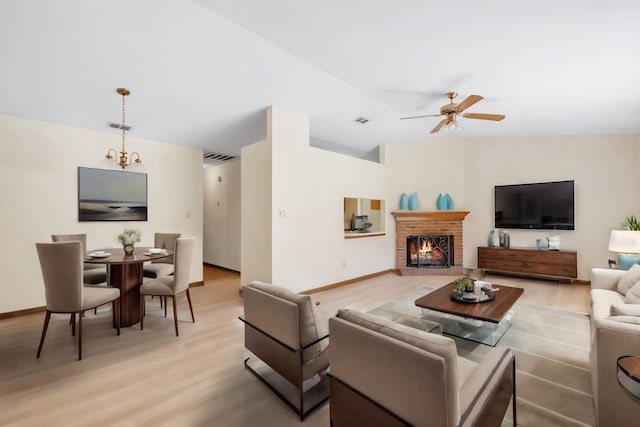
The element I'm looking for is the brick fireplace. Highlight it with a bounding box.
[392,211,470,275]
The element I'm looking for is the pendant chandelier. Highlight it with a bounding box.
[106,88,141,169]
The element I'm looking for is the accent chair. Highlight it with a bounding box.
[51,233,107,285]
[143,232,181,279]
[329,309,516,427]
[240,281,330,420]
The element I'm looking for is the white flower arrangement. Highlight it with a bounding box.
[117,229,141,246]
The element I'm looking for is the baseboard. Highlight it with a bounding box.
[0,306,46,320]
[189,280,205,288]
[301,269,396,295]
[203,262,240,274]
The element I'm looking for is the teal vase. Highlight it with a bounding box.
[400,193,409,210]
[437,194,447,210]
[408,192,418,210]
[446,193,454,210]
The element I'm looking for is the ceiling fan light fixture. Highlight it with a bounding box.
[443,119,462,134]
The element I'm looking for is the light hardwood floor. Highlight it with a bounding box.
[0,267,590,426]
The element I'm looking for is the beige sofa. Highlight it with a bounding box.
[329,309,516,427]
[590,268,640,427]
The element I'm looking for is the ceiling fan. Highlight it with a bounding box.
[401,92,505,134]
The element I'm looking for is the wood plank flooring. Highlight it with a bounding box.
[0,267,590,426]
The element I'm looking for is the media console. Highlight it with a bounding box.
[477,246,577,283]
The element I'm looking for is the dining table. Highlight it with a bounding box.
[84,247,173,327]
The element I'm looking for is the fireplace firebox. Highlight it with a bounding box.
[406,235,453,268]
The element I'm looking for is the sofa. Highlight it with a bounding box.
[329,308,516,427]
[590,267,640,426]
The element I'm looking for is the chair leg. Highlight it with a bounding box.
[36,310,51,358]
[140,295,145,330]
[78,310,83,361]
[186,289,195,323]
[164,296,168,318]
[159,295,163,309]
[512,357,517,426]
[115,298,121,336]
[173,295,179,337]
[71,313,76,336]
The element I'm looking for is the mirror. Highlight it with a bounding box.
[344,197,385,234]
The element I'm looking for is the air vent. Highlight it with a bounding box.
[355,117,369,124]
[107,122,132,131]
[203,152,237,162]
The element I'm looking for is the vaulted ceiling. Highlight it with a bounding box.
[1,0,639,161]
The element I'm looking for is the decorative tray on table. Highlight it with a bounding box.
[451,290,496,304]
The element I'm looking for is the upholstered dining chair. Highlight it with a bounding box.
[139,237,196,336]
[240,281,330,420]
[143,232,181,279]
[51,233,107,285]
[36,241,121,360]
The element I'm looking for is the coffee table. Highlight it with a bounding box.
[414,281,524,346]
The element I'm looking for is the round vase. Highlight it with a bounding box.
[123,244,135,255]
[437,194,447,210]
[408,192,419,210]
[400,193,409,210]
[445,193,454,210]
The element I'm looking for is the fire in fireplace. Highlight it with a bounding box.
[406,235,453,268]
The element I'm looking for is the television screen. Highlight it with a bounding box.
[494,180,574,230]
[78,167,148,221]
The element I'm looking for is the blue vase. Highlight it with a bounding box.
[408,192,418,210]
[437,194,447,210]
[400,193,409,210]
[446,193,454,210]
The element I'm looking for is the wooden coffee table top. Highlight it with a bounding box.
[414,281,524,323]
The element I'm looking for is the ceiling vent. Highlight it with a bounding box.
[107,122,132,131]
[203,152,237,162]
[354,117,369,124]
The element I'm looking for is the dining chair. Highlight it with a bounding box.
[143,232,181,279]
[139,237,196,336]
[51,233,107,285]
[36,241,121,360]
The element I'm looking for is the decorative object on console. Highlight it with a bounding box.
[488,229,500,247]
[536,238,548,249]
[399,193,409,210]
[436,193,448,210]
[624,214,640,231]
[547,235,561,250]
[445,193,454,210]
[105,88,142,170]
[408,192,418,210]
[117,229,141,255]
[608,230,640,270]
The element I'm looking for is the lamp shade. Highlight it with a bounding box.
[608,230,640,254]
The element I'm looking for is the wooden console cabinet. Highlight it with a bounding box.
[477,246,577,282]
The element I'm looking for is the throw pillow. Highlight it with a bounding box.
[624,281,640,304]
[610,304,640,316]
[617,264,640,296]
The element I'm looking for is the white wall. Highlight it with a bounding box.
[463,135,640,279]
[203,160,241,271]
[0,115,204,313]
[240,139,272,286]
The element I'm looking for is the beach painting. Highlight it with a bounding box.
[78,167,148,221]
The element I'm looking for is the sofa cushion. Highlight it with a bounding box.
[610,304,640,317]
[624,281,640,304]
[591,289,625,320]
[607,315,640,325]
[617,264,640,295]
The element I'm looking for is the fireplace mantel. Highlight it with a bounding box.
[391,211,470,221]
[392,210,470,275]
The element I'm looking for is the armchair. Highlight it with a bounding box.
[329,309,516,427]
[240,281,329,420]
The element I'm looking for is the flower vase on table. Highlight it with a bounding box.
[117,229,141,255]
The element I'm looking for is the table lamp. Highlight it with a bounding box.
[608,230,640,270]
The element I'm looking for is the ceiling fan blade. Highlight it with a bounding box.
[455,95,483,113]
[462,112,505,121]
[400,113,442,120]
[430,119,448,134]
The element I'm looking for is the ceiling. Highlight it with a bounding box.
[1,0,639,162]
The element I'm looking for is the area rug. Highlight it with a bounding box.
[368,287,594,427]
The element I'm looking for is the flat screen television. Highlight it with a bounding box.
[78,167,148,221]
[494,180,574,230]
